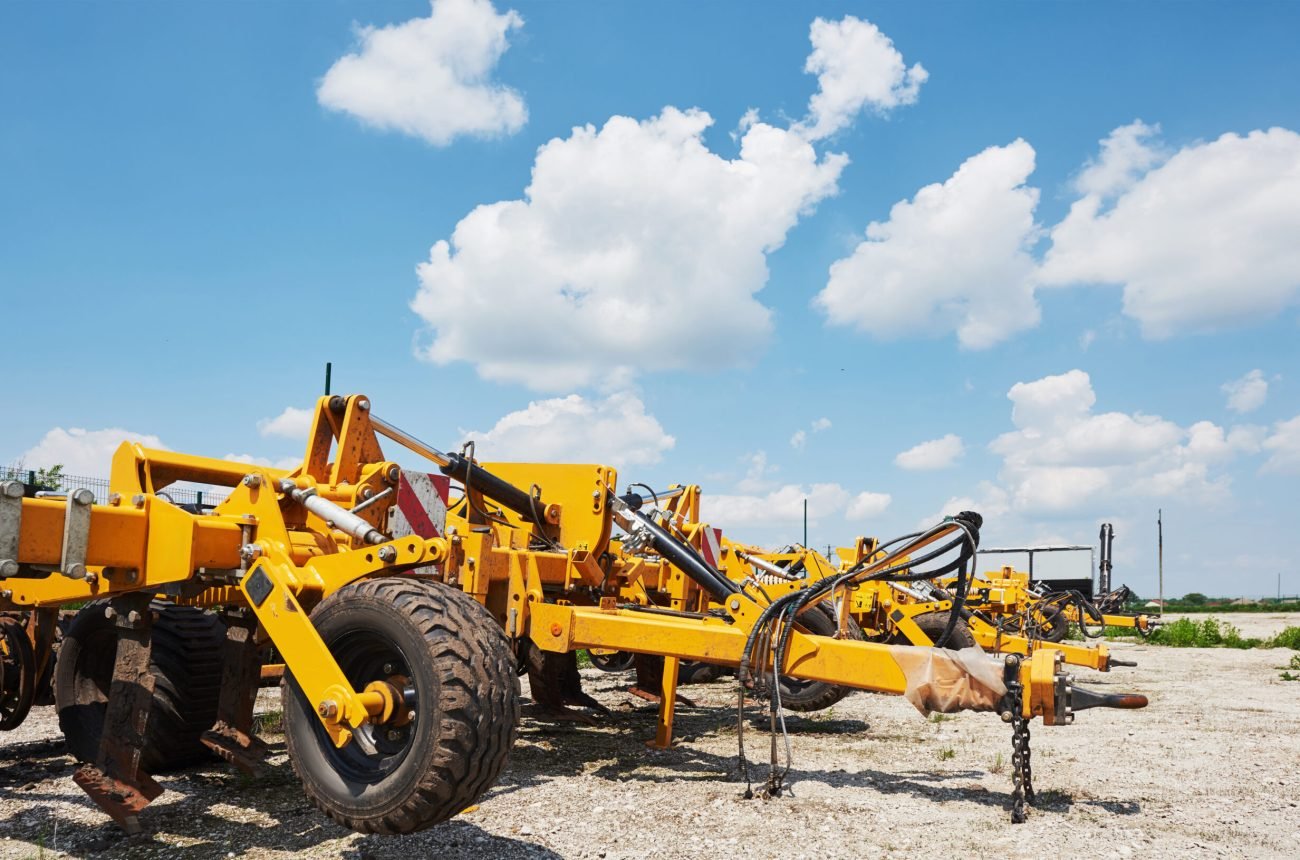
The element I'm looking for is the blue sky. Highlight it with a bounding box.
[3,1,1298,597]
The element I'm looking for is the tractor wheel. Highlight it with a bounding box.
[0,616,37,731]
[283,578,519,835]
[587,650,636,673]
[890,611,977,650]
[774,604,864,713]
[1030,606,1069,643]
[678,660,728,685]
[55,600,226,771]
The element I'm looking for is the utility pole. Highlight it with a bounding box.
[1157,509,1164,616]
[324,362,332,395]
[803,498,808,547]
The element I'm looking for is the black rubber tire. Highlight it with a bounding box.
[678,660,728,685]
[587,650,636,673]
[890,611,978,650]
[1031,606,1069,643]
[283,578,519,835]
[775,604,864,713]
[54,600,225,771]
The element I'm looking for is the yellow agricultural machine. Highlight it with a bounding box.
[716,539,1127,674]
[0,394,1147,833]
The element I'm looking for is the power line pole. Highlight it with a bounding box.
[803,498,808,547]
[1157,508,1164,616]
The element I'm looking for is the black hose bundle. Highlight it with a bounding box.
[735,512,983,798]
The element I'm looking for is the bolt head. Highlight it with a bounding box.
[317,700,339,719]
[104,606,117,620]
[386,730,402,742]
[378,546,397,563]
[127,610,142,625]
[358,399,371,411]
[382,663,396,674]
[242,474,262,488]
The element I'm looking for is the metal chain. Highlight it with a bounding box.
[1007,674,1034,823]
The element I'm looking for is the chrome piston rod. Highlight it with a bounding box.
[280,480,386,545]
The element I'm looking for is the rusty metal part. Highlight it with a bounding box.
[200,613,269,775]
[75,593,161,834]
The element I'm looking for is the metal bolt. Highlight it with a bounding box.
[127,610,142,625]
[728,598,741,611]
[318,700,339,720]
[242,474,262,488]
[386,730,402,742]
[358,399,371,412]
[0,589,12,600]
[132,494,146,508]
[84,571,98,584]
[360,486,374,500]
[386,465,400,484]
[382,663,396,674]
[104,606,117,620]
[0,560,18,578]
[1000,710,1014,723]
[125,569,138,582]
[378,546,397,563]
[70,487,94,506]
[108,493,122,506]
[65,563,86,579]
[240,544,263,562]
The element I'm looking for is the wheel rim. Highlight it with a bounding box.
[308,629,420,783]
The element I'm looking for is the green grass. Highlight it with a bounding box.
[1148,617,1262,648]
[1269,626,1300,650]
[989,751,1005,774]
[938,747,955,761]
[1076,618,1300,651]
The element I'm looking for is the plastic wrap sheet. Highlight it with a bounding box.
[892,644,1007,715]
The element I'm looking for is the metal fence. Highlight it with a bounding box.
[0,465,229,509]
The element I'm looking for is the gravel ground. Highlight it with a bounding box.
[1,617,1298,859]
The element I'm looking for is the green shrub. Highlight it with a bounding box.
[1267,626,1300,650]
[1147,617,1262,649]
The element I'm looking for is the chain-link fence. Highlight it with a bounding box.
[0,465,229,509]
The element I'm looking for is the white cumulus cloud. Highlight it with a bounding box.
[1040,126,1300,337]
[811,417,832,432]
[706,482,890,529]
[1072,120,1167,198]
[462,391,674,468]
[258,407,314,439]
[413,107,846,389]
[318,0,526,146]
[816,140,1043,349]
[895,433,965,470]
[1262,415,1300,474]
[1221,369,1269,414]
[15,427,168,477]
[789,430,807,450]
[800,15,927,140]
[989,370,1253,513]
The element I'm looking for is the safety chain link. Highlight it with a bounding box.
[1007,670,1035,823]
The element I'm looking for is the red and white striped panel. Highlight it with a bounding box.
[699,526,723,570]
[389,472,450,540]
